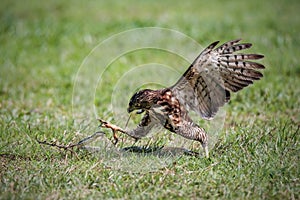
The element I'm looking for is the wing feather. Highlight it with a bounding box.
[171,39,264,119]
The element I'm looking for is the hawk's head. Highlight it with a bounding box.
[127,89,156,113]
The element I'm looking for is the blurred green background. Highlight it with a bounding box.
[1,0,299,199]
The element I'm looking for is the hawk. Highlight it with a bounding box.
[100,39,265,158]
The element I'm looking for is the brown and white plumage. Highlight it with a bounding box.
[115,39,264,157]
[171,39,264,119]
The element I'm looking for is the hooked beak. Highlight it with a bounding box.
[127,107,144,114]
[127,107,134,113]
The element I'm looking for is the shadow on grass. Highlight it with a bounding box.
[79,133,205,172]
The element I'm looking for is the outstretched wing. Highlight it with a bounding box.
[171,39,264,120]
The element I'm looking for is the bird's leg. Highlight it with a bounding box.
[74,119,126,149]
[171,121,210,158]
[98,118,126,145]
[202,142,209,158]
[98,119,125,133]
[98,113,155,144]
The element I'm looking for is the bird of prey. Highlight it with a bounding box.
[99,39,265,158]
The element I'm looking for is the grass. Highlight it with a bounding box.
[1,0,299,199]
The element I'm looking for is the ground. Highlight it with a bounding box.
[0,0,299,199]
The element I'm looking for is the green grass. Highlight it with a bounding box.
[1,0,299,199]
